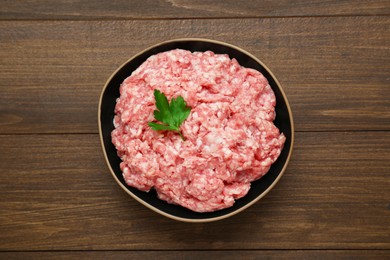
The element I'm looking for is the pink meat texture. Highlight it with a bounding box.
[112,49,286,212]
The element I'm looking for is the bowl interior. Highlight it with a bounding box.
[99,39,293,222]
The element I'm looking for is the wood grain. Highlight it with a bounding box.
[0,0,389,20]
[1,132,389,250]
[1,250,390,260]
[0,17,389,134]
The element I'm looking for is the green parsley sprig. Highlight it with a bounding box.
[148,89,191,141]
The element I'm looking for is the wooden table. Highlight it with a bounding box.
[1,1,389,259]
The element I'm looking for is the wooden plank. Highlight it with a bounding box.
[1,250,389,260]
[0,132,389,250]
[0,0,389,20]
[0,17,389,134]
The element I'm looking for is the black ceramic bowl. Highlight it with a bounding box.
[99,38,294,222]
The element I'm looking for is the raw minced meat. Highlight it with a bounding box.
[112,49,285,212]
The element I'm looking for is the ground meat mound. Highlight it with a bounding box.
[112,49,286,212]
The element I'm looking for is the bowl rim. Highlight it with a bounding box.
[98,38,294,223]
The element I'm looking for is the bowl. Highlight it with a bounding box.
[98,38,294,222]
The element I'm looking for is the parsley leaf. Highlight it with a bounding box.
[148,89,191,140]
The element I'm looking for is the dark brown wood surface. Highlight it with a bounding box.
[1,1,389,259]
[0,18,389,133]
[1,0,389,19]
[1,250,390,260]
